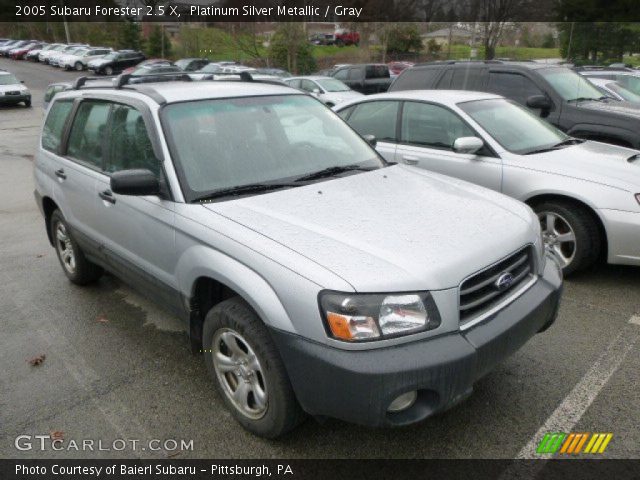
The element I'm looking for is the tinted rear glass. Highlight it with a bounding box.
[365,65,390,79]
[391,67,440,90]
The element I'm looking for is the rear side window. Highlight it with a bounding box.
[487,72,544,105]
[347,101,399,142]
[67,101,111,169]
[450,68,485,90]
[391,67,440,90]
[107,105,160,176]
[365,65,390,79]
[42,100,73,152]
[348,67,362,80]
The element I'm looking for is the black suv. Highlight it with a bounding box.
[390,61,640,148]
[331,64,392,94]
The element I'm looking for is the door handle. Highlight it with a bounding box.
[54,168,66,180]
[402,156,419,165]
[99,189,116,205]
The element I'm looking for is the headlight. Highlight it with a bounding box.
[319,291,440,342]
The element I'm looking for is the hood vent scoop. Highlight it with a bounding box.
[628,154,640,164]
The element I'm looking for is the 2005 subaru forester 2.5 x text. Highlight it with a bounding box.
[34,76,562,438]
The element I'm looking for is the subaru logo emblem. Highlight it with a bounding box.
[495,272,514,291]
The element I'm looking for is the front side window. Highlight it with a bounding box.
[300,79,317,93]
[459,98,567,154]
[347,101,399,142]
[538,67,603,101]
[42,100,73,152]
[67,101,111,169]
[487,72,544,105]
[333,69,348,81]
[401,102,474,149]
[107,105,160,175]
[162,95,382,200]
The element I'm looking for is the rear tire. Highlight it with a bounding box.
[202,297,305,438]
[50,210,103,285]
[532,200,602,276]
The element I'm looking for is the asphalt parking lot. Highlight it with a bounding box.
[1,57,639,460]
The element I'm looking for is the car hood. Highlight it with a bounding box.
[323,90,363,104]
[203,165,536,291]
[577,98,640,119]
[0,84,27,93]
[514,140,640,191]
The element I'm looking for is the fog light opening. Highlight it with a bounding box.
[387,391,418,413]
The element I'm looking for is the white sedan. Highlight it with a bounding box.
[284,76,363,107]
[335,90,640,274]
[59,47,112,71]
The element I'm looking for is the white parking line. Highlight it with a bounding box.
[515,316,640,459]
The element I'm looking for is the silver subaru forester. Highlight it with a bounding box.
[34,77,563,437]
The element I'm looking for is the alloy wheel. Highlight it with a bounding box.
[538,211,576,268]
[55,222,76,274]
[212,328,268,420]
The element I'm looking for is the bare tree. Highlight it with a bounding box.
[465,0,523,59]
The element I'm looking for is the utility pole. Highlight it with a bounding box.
[566,21,574,61]
[60,0,71,43]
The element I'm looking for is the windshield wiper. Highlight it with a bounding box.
[192,183,299,202]
[567,96,607,102]
[294,165,376,182]
[523,137,584,155]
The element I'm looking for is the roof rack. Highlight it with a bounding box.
[69,71,282,105]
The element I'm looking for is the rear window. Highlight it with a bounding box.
[391,67,440,91]
[365,65,390,79]
[42,100,73,152]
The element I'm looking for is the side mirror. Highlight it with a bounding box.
[526,94,552,111]
[453,136,484,155]
[362,134,377,148]
[312,88,321,94]
[110,169,160,196]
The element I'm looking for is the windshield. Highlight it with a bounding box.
[162,95,383,201]
[608,82,640,102]
[316,78,350,92]
[0,74,19,85]
[459,98,568,154]
[538,67,604,101]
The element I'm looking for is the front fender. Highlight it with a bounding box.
[176,244,296,334]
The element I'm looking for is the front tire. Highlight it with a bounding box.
[104,66,113,76]
[203,297,305,438]
[75,62,84,71]
[533,200,602,275]
[50,210,103,285]
[24,99,31,108]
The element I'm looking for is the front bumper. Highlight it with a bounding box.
[0,93,30,104]
[599,208,640,266]
[270,257,562,427]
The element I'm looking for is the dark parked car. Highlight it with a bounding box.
[390,60,640,148]
[88,50,146,75]
[174,58,210,72]
[331,64,392,94]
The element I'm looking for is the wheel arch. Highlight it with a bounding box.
[178,246,296,353]
[42,196,59,246]
[524,192,609,261]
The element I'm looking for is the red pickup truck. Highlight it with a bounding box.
[334,30,360,46]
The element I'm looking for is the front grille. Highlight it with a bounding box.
[459,246,534,323]
[4,91,20,96]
